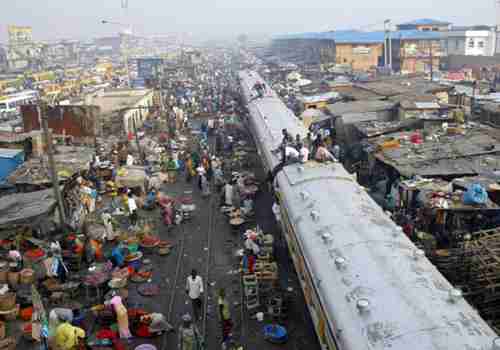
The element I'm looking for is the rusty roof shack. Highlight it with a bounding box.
[21,105,100,144]
[367,123,500,178]
[354,118,423,138]
[323,100,397,143]
[355,76,452,100]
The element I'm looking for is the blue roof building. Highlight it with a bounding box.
[397,18,451,31]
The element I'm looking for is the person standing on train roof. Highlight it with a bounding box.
[299,143,309,163]
[294,134,301,149]
[281,129,293,146]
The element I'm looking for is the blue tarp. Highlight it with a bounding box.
[0,148,24,182]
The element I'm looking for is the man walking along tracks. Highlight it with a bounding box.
[186,269,204,322]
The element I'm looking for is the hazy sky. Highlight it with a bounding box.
[1,0,497,42]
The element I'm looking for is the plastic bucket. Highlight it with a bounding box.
[128,260,142,270]
[135,345,157,350]
[128,243,139,253]
[0,293,16,311]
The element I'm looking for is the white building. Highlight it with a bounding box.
[85,88,155,134]
[447,26,497,56]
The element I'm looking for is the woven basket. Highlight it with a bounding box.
[0,293,15,312]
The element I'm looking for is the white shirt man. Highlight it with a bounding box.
[128,196,137,213]
[186,271,204,321]
[186,273,204,300]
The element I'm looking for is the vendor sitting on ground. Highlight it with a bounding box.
[54,313,85,350]
[110,245,126,268]
[135,313,173,337]
[48,307,74,348]
[166,156,178,183]
[143,189,158,210]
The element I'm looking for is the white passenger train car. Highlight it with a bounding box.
[239,69,499,350]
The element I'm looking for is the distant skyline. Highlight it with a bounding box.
[1,0,499,43]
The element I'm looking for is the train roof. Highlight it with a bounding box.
[239,70,307,170]
[238,69,277,101]
[276,162,498,350]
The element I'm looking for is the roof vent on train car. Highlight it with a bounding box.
[321,233,333,244]
[310,210,320,221]
[299,191,309,201]
[413,249,425,260]
[448,288,463,303]
[334,257,347,270]
[356,298,370,313]
[492,337,500,350]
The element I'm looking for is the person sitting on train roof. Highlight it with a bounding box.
[315,142,336,163]
[284,146,300,163]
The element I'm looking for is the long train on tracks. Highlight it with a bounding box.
[238,70,499,350]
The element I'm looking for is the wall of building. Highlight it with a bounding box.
[447,30,496,57]
[122,91,154,132]
[335,43,383,71]
[270,39,336,65]
[21,105,100,140]
[400,39,442,74]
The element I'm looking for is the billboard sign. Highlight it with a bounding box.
[137,58,163,79]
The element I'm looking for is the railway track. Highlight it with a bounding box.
[161,135,218,350]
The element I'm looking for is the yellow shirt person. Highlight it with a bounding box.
[55,322,85,350]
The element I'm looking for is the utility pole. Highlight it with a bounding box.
[38,104,67,232]
[384,19,392,71]
[132,117,145,164]
[429,42,434,80]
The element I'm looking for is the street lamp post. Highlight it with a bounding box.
[384,19,392,71]
[101,20,132,87]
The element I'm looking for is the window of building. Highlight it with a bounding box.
[478,41,484,48]
[455,40,460,49]
[468,39,475,48]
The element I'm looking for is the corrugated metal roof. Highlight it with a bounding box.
[326,100,396,116]
[0,148,23,159]
[273,29,444,43]
[398,18,451,26]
